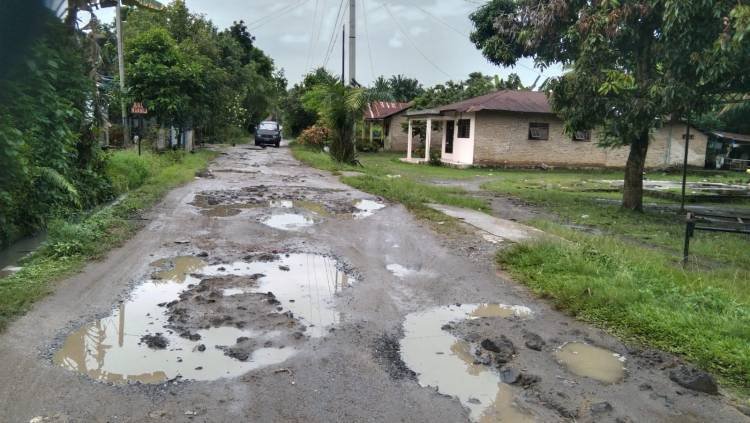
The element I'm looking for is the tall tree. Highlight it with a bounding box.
[470,0,750,210]
[388,75,423,102]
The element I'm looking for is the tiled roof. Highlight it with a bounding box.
[364,101,411,120]
[438,90,552,114]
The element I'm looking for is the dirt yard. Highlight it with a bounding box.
[1,144,747,422]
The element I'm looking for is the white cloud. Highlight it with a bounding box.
[388,32,404,48]
[280,33,310,44]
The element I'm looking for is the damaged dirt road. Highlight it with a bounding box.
[1,144,747,422]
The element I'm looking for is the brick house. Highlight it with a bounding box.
[402,90,708,168]
[362,101,412,151]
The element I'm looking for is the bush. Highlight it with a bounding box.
[106,150,153,194]
[297,125,330,150]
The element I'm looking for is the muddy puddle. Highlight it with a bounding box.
[54,253,354,384]
[353,199,386,219]
[262,213,315,231]
[400,304,534,422]
[554,342,625,384]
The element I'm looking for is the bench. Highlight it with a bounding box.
[683,211,750,264]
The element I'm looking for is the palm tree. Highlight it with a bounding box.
[303,82,365,164]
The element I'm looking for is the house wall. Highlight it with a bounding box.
[471,111,707,168]
[386,113,409,151]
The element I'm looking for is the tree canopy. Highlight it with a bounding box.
[470,0,750,210]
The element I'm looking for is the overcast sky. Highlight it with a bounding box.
[94,0,561,87]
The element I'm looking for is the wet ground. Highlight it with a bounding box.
[1,143,747,422]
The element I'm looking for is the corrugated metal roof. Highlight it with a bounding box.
[364,101,411,120]
[438,90,552,114]
[711,130,750,143]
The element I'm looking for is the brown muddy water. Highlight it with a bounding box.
[554,342,626,384]
[53,253,353,384]
[399,304,535,422]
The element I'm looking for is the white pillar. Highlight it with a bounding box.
[407,119,413,160]
[185,129,194,152]
[424,118,432,161]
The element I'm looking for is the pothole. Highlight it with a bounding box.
[553,342,625,384]
[353,199,386,219]
[262,213,315,231]
[386,263,433,279]
[399,304,535,422]
[53,253,355,384]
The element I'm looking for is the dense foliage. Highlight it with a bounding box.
[302,82,365,164]
[280,67,339,138]
[470,0,750,210]
[367,75,424,102]
[0,11,109,247]
[120,3,285,139]
[296,125,330,150]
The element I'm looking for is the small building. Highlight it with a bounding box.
[362,101,411,151]
[402,90,708,169]
[706,131,750,170]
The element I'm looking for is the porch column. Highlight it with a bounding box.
[407,119,413,160]
[424,118,432,161]
[369,122,374,144]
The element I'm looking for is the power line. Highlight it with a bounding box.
[381,2,454,79]
[401,0,543,79]
[401,0,469,38]
[305,0,321,71]
[361,0,376,81]
[246,0,310,31]
[322,0,347,68]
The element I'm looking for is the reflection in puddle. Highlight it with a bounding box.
[54,253,353,383]
[400,304,534,422]
[262,213,314,231]
[386,264,416,278]
[353,199,385,219]
[203,254,353,337]
[152,256,205,282]
[554,342,625,384]
[469,304,532,319]
[269,200,293,208]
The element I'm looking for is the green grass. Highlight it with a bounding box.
[291,146,488,227]
[293,146,750,392]
[499,227,750,391]
[0,148,217,331]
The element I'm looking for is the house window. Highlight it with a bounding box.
[528,122,549,140]
[457,119,471,138]
[572,130,591,141]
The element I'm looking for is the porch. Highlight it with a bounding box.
[400,109,475,166]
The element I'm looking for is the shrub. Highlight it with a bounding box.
[297,125,330,150]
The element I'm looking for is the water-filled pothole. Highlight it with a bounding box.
[554,342,625,384]
[53,253,354,384]
[262,213,315,231]
[353,199,386,219]
[399,304,534,422]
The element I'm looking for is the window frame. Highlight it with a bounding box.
[457,119,471,139]
[528,122,549,140]
[572,130,591,142]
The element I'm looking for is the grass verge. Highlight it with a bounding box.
[291,145,487,232]
[0,149,217,331]
[498,225,750,391]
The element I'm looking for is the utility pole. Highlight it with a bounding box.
[341,25,345,84]
[116,0,129,147]
[348,0,356,86]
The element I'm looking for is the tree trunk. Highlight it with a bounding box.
[622,130,650,211]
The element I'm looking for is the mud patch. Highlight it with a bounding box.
[553,342,626,384]
[399,304,535,422]
[53,253,355,384]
